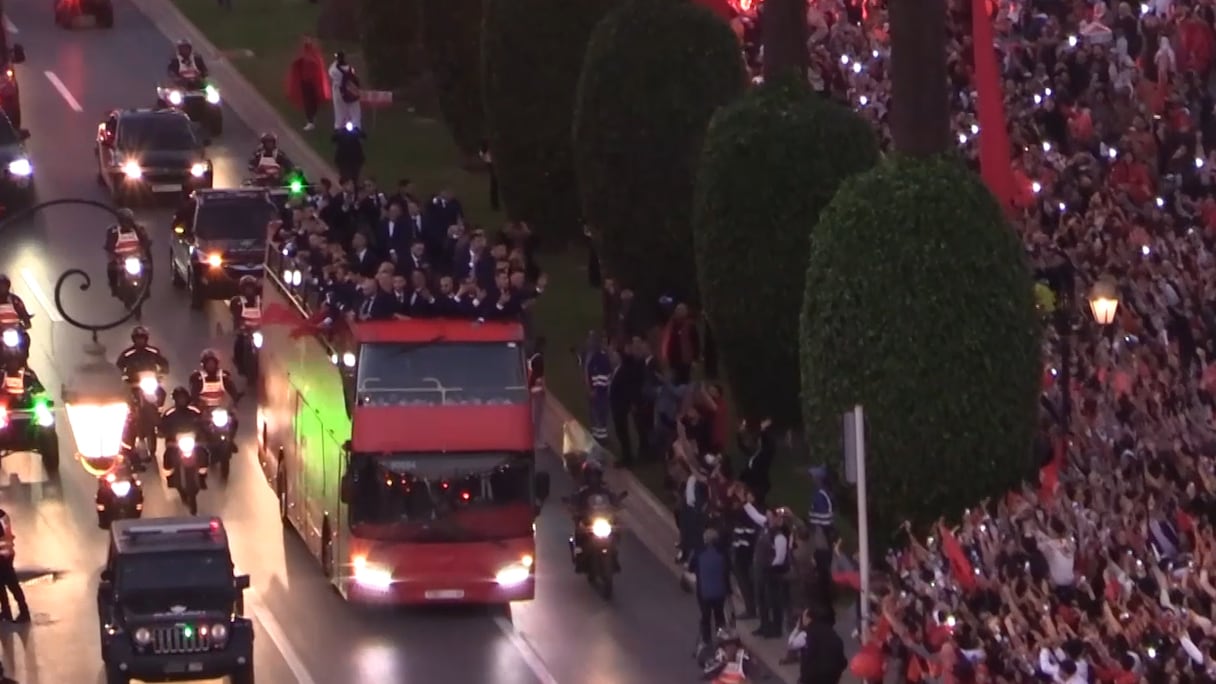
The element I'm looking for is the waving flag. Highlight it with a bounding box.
[972,0,1015,210]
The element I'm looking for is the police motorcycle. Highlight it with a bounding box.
[95,466,143,528]
[0,315,31,366]
[126,371,163,471]
[115,255,147,311]
[0,367,59,473]
[156,42,222,136]
[565,481,627,600]
[167,432,204,515]
[202,405,235,481]
[232,277,261,381]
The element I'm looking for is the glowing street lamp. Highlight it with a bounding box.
[62,340,130,474]
[1088,278,1120,326]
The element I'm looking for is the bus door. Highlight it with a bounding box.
[324,429,346,574]
[295,398,325,556]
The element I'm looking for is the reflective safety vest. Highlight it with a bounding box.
[114,228,141,256]
[0,299,17,326]
[240,297,261,328]
[199,376,225,406]
[256,154,280,171]
[713,654,748,684]
[0,514,15,558]
[2,373,23,396]
[527,353,544,394]
[177,57,200,81]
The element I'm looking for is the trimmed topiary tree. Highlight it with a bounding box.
[422,0,484,155]
[358,0,423,89]
[693,79,878,427]
[799,156,1040,537]
[573,0,744,306]
[482,0,618,243]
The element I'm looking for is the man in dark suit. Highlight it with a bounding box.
[401,239,429,279]
[424,188,463,240]
[453,230,494,289]
[389,273,410,313]
[375,201,411,264]
[404,270,436,317]
[352,276,396,321]
[349,232,380,278]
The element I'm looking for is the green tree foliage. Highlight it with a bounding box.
[482,0,617,243]
[800,156,1040,537]
[358,0,422,89]
[421,0,484,155]
[693,79,878,426]
[573,0,744,306]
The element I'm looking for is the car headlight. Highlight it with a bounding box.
[351,555,393,590]
[251,331,263,349]
[167,90,183,106]
[178,434,196,454]
[124,257,142,276]
[209,622,228,643]
[33,401,53,427]
[122,160,142,179]
[109,480,132,498]
[204,85,220,104]
[133,627,152,645]
[590,517,613,539]
[211,409,229,428]
[206,252,223,268]
[137,374,158,397]
[494,563,531,587]
[1,329,17,348]
[7,158,31,177]
[190,162,208,178]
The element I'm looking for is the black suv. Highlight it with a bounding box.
[95,108,213,204]
[169,188,276,308]
[97,517,253,684]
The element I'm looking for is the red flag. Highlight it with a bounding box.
[940,524,977,592]
[289,308,329,340]
[1039,434,1065,501]
[971,0,1015,210]
[261,302,303,327]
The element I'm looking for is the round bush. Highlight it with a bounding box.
[573,0,745,306]
[358,0,422,89]
[799,156,1041,537]
[482,0,618,243]
[694,79,878,427]
[422,0,484,155]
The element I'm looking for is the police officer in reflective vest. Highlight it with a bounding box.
[104,208,149,296]
[1,356,43,404]
[228,276,262,365]
[189,350,240,407]
[527,337,545,451]
[580,331,611,443]
[702,629,750,683]
[0,275,32,331]
[0,508,30,623]
[167,39,209,85]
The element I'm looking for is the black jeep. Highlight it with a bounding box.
[97,517,254,684]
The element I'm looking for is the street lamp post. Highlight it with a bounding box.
[0,199,153,474]
[1052,258,1119,433]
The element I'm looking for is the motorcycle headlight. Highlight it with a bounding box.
[6,158,31,177]
[251,331,263,349]
[190,162,208,178]
[1,329,17,348]
[133,626,152,644]
[124,257,142,276]
[33,401,53,427]
[122,160,142,179]
[209,622,228,642]
[204,85,220,104]
[167,90,183,106]
[178,434,196,454]
[590,518,613,539]
[137,374,158,397]
[109,480,132,498]
[211,409,230,428]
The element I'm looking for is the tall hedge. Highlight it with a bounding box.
[482,0,617,243]
[421,0,484,155]
[693,79,877,427]
[358,0,423,89]
[800,156,1040,538]
[573,0,744,306]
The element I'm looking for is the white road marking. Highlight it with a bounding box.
[493,616,560,684]
[248,590,319,684]
[43,71,82,112]
[3,17,17,33]
[18,268,63,323]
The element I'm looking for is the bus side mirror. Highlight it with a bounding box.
[533,471,550,504]
[234,574,250,591]
[340,473,352,504]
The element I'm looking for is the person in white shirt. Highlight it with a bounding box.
[327,51,363,130]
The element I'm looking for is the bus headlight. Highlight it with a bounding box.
[1,329,17,348]
[211,409,230,428]
[590,518,613,539]
[251,331,263,349]
[494,563,531,587]
[351,555,393,590]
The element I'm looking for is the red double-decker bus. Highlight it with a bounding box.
[255,257,549,604]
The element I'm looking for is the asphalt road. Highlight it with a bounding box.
[0,3,743,683]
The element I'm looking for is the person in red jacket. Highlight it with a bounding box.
[1109,150,1154,205]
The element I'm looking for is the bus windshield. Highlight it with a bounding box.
[347,452,534,542]
[355,341,527,407]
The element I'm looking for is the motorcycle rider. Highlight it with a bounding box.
[569,461,621,570]
[247,132,294,183]
[116,326,170,381]
[167,39,209,86]
[228,276,261,367]
[159,386,208,486]
[701,629,751,683]
[188,349,241,434]
[0,275,33,330]
[104,208,149,297]
[1,355,42,403]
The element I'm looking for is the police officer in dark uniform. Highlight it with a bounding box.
[188,350,242,436]
[104,208,150,296]
[568,462,621,570]
[158,386,208,481]
[116,326,169,380]
[609,338,644,466]
[581,332,612,443]
[0,506,29,624]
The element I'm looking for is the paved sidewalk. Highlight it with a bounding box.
[136,2,859,680]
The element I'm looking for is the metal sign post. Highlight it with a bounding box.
[843,405,870,635]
